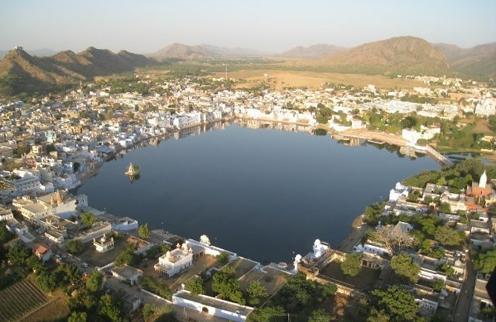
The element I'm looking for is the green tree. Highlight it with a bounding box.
[438,203,451,214]
[247,281,268,305]
[142,303,155,322]
[341,253,362,277]
[475,249,496,273]
[7,241,30,266]
[138,223,151,240]
[0,222,14,244]
[212,269,245,304]
[26,255,44,273]
[434,226,465,247]
[248,306,285,322]
[68,311,88,322]
[363,202,385,226]
[98,293,124,322]
[217,252,229,265]
[390,254,420,283]
[308,309,333,322]
[114,245,137,266]
[37,271,58,292]
[371,285,419,321]
[80,212,96,227]
[185,276,204,295]
[86,270,103,293]
[66,240,84,255]
[400,116,418,129]
[141,276,172,299]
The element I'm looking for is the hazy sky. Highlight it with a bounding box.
[1,0,495,53]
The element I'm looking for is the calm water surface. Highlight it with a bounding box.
[79,124,438,262]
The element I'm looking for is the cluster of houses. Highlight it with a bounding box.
[0,74,495,320]
[292,171,496,321]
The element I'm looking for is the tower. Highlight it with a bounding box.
[479,170,487,189]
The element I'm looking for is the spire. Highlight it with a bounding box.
[480,170,488,189]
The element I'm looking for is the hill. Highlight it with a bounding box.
[0,48,57,59]
[434,42,496,79]
[0,46,153,95]
[150,43,212,61]
[316,36,449,75]
[280,44,344,58]
[150,43,265,61]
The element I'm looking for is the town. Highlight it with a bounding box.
[1,70,496,322]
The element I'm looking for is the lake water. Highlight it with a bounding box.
[79,123,438,263]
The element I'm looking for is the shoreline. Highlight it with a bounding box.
[72,118,444,263]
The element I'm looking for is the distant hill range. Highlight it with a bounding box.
[150,43,265,61]
[0,46,153,95]
[314,36,449,76]
[279,44,345,58]
[0,36,495,96]
[0,48,57,59]
[433,42,496,79]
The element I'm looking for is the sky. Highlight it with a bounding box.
[0,0,495,53]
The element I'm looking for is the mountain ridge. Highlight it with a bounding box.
[0,46,153,95]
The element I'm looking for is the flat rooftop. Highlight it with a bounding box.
[319,261,381,291]
[173,290,253,316]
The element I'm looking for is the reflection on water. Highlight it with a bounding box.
[79,122,438,262]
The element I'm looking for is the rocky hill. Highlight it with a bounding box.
[434,42,496,79]
[318,36,449,75]
[0,46,153,95]
[280,44,344,58]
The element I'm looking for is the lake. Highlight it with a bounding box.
[78,122,438,263]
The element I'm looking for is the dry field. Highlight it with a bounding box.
[0,279,49,322]
[217,69,422,90]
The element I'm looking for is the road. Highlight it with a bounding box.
[454,253,475,322]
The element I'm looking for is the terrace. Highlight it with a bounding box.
[318,260,381,292]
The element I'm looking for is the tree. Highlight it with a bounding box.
[141,276,172,299]
[185,276,204,295]
[66,240,84,254]
[98,294,124,322]
[370,225,415,255]
[390,254,420,283]
[475,249,496,273]
[247,281,268,305]
[308,309,333,322]
[26,255,44,273]
[37,271,58,292]
[438,202,451,214]
[434,226,465,247]
[341,253,362,277]
[248,306,285,322]
[0,222,14,244]
[142,303,155,322]
[217,252,229,265]
[371,285,419,321]
[138,223,151,240]
[80,212,96,227]
[400,116,418,129]
[7,241,30,266]
[68,311,88,322]
[212,269,245,304]
[363,202,385,226]
[114,245,137,266]
[86,270,103,292]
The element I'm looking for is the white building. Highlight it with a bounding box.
[93,234,115,253]
[0,205,14,221]
[389,182,409,202]
[172,290,253,322]
[154,243,193,277]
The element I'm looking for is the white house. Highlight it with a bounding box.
[154,243,193,277]
[172,290,254,322]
